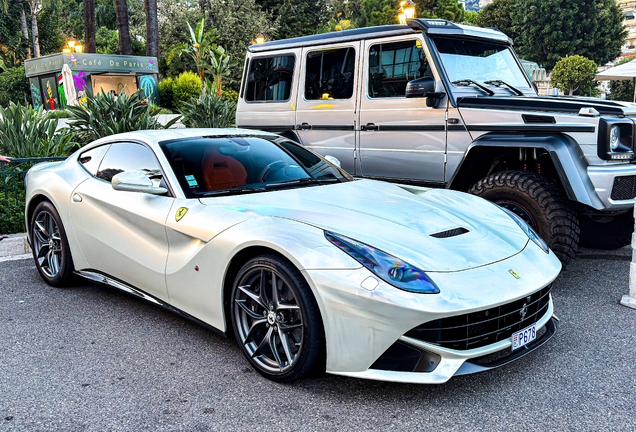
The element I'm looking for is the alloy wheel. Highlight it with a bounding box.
[32,210,63,278]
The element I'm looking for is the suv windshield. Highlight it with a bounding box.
[160,135,351,198]
[430,36,531,91]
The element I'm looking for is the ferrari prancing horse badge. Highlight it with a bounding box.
[175,207,188,222]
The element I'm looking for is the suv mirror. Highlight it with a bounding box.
[112,170,168,195]
[324,155,342,168]
[405,77,445,108]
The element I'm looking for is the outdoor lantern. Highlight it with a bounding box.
[62,48,71,54]
[253,34,266,45]
[398,0,416,24]
[67,40,76,49]
[74,44,83,53]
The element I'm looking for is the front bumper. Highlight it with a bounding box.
[303,241,561,384]
[588,164,636,209]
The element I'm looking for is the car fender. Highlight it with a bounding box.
[451,132,604,210]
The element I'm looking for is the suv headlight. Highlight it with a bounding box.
[598,118,634,161]
[325,231,440,294]
[499,207,549,254]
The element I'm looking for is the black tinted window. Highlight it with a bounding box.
[305,47,355,100]
[96,143,162,183]
[78,144,111,176]
[245,55,295,102]
[368,40,432,98]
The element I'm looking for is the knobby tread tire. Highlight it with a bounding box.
[468,170,580,264]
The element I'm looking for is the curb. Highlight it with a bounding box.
[0,233,31,258]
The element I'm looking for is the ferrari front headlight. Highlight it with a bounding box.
[325,231,440,294]
[500,207,549,254]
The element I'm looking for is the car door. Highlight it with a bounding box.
[358,36,447,183]
[69,141,173,302]
[295,42,360,174]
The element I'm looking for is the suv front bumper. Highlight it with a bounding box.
[588,164,636,210]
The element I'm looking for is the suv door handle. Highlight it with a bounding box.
[297,122,312,130]
[361,123,378,131]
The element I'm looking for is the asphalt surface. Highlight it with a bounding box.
[1,248,635,431]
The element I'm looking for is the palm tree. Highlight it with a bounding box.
[167,19,218,84]
[144,0,158,58]
[114,0,132,55]
[84,0,96,53]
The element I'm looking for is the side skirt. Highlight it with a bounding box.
[75,269,227,338]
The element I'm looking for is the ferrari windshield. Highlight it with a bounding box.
[430,36,531,91]
[159,135,351,198]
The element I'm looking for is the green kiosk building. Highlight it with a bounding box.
[25,53,159,109]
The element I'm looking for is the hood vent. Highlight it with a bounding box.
[430,227,469,238]
[522,114,556,124]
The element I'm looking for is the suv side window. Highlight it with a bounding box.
[304,47,355,100]
[96,142,163,184]
[368,40,432,98]
[78,144,111,176]
[245,55,295,102]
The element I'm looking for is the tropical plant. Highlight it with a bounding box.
[167,18,219,84]
[84,0,96,52]
[145,0,158,57]
[65,90,179,144]
[207,45,238,97]
[550,55,598,96]
[114,0,132,54]
[170,71,202,108]
[0,66,30,107]
[178,88,236,128]
[0,102,78,157]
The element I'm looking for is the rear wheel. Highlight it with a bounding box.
[578,211,634,249]
[30,201,75,287]
[231,254,324,382]
[468,170,580,264]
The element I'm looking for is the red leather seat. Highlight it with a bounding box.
[201,148,248,191]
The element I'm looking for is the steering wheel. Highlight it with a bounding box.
[259,160,290,182]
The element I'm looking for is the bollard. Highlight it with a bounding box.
[621,203,636,309]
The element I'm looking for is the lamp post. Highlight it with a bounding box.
[398,0,416,25]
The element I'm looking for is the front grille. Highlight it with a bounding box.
[611,175,636,200]
[405,285,551,350]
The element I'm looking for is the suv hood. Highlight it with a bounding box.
[457,95,636,116]
[200,179,531,272]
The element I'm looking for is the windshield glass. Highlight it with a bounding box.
[159,136,351,198]
[430,36,531,90]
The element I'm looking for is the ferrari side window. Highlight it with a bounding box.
[96,143,163,184]
[78,145,111,176]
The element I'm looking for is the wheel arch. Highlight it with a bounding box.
[25,193,55,246]
[448,133,604,210]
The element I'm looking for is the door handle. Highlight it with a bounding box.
[361,123,378,131]
[297,122,312,131]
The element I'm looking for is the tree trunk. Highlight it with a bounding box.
[114,0,132,55]
[84,0,97,53]
[19,4,32,59]
[29,1,40,58]
[144,0,158,58]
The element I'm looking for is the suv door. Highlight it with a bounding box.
[295,43,360,174]
[69,142,173,302]
[358,36,447,183]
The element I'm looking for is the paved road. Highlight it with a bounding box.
[1,248,635,431]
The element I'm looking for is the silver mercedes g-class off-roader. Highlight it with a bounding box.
[236,18,636,263]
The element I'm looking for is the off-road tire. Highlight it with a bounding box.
[578,211,634,250]
[468,170,579,264]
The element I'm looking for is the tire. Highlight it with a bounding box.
[468,170,580,264]
[578,211,634,250]
[30,201,75,287]
[230,254,325,382]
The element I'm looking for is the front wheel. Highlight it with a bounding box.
[231,254,325,382]
[468,170,580,264]
[30,201,75,287]
[578,211,634,249]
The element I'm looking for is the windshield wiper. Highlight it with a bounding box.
[265,177,340,189]
[452,79,495,96]
[484,80,524,96]
[201,186,268,197]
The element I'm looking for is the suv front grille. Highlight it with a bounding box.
[405,285,551,350]
[611,175,636,200]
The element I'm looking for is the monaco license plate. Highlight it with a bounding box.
[512,324,536,350]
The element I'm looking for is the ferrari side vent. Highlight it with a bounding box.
[430,227,469,238]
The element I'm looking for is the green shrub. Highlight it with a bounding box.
[158,77,175,110]
[0,102,78,157]
[0,66,30,107]
[65,90,180,145]
[0,196,26,234]
[221,88,239,104]
[179,88,236,128]
[171,71,202,109]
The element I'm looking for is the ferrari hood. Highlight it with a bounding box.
[200,179,532,272]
